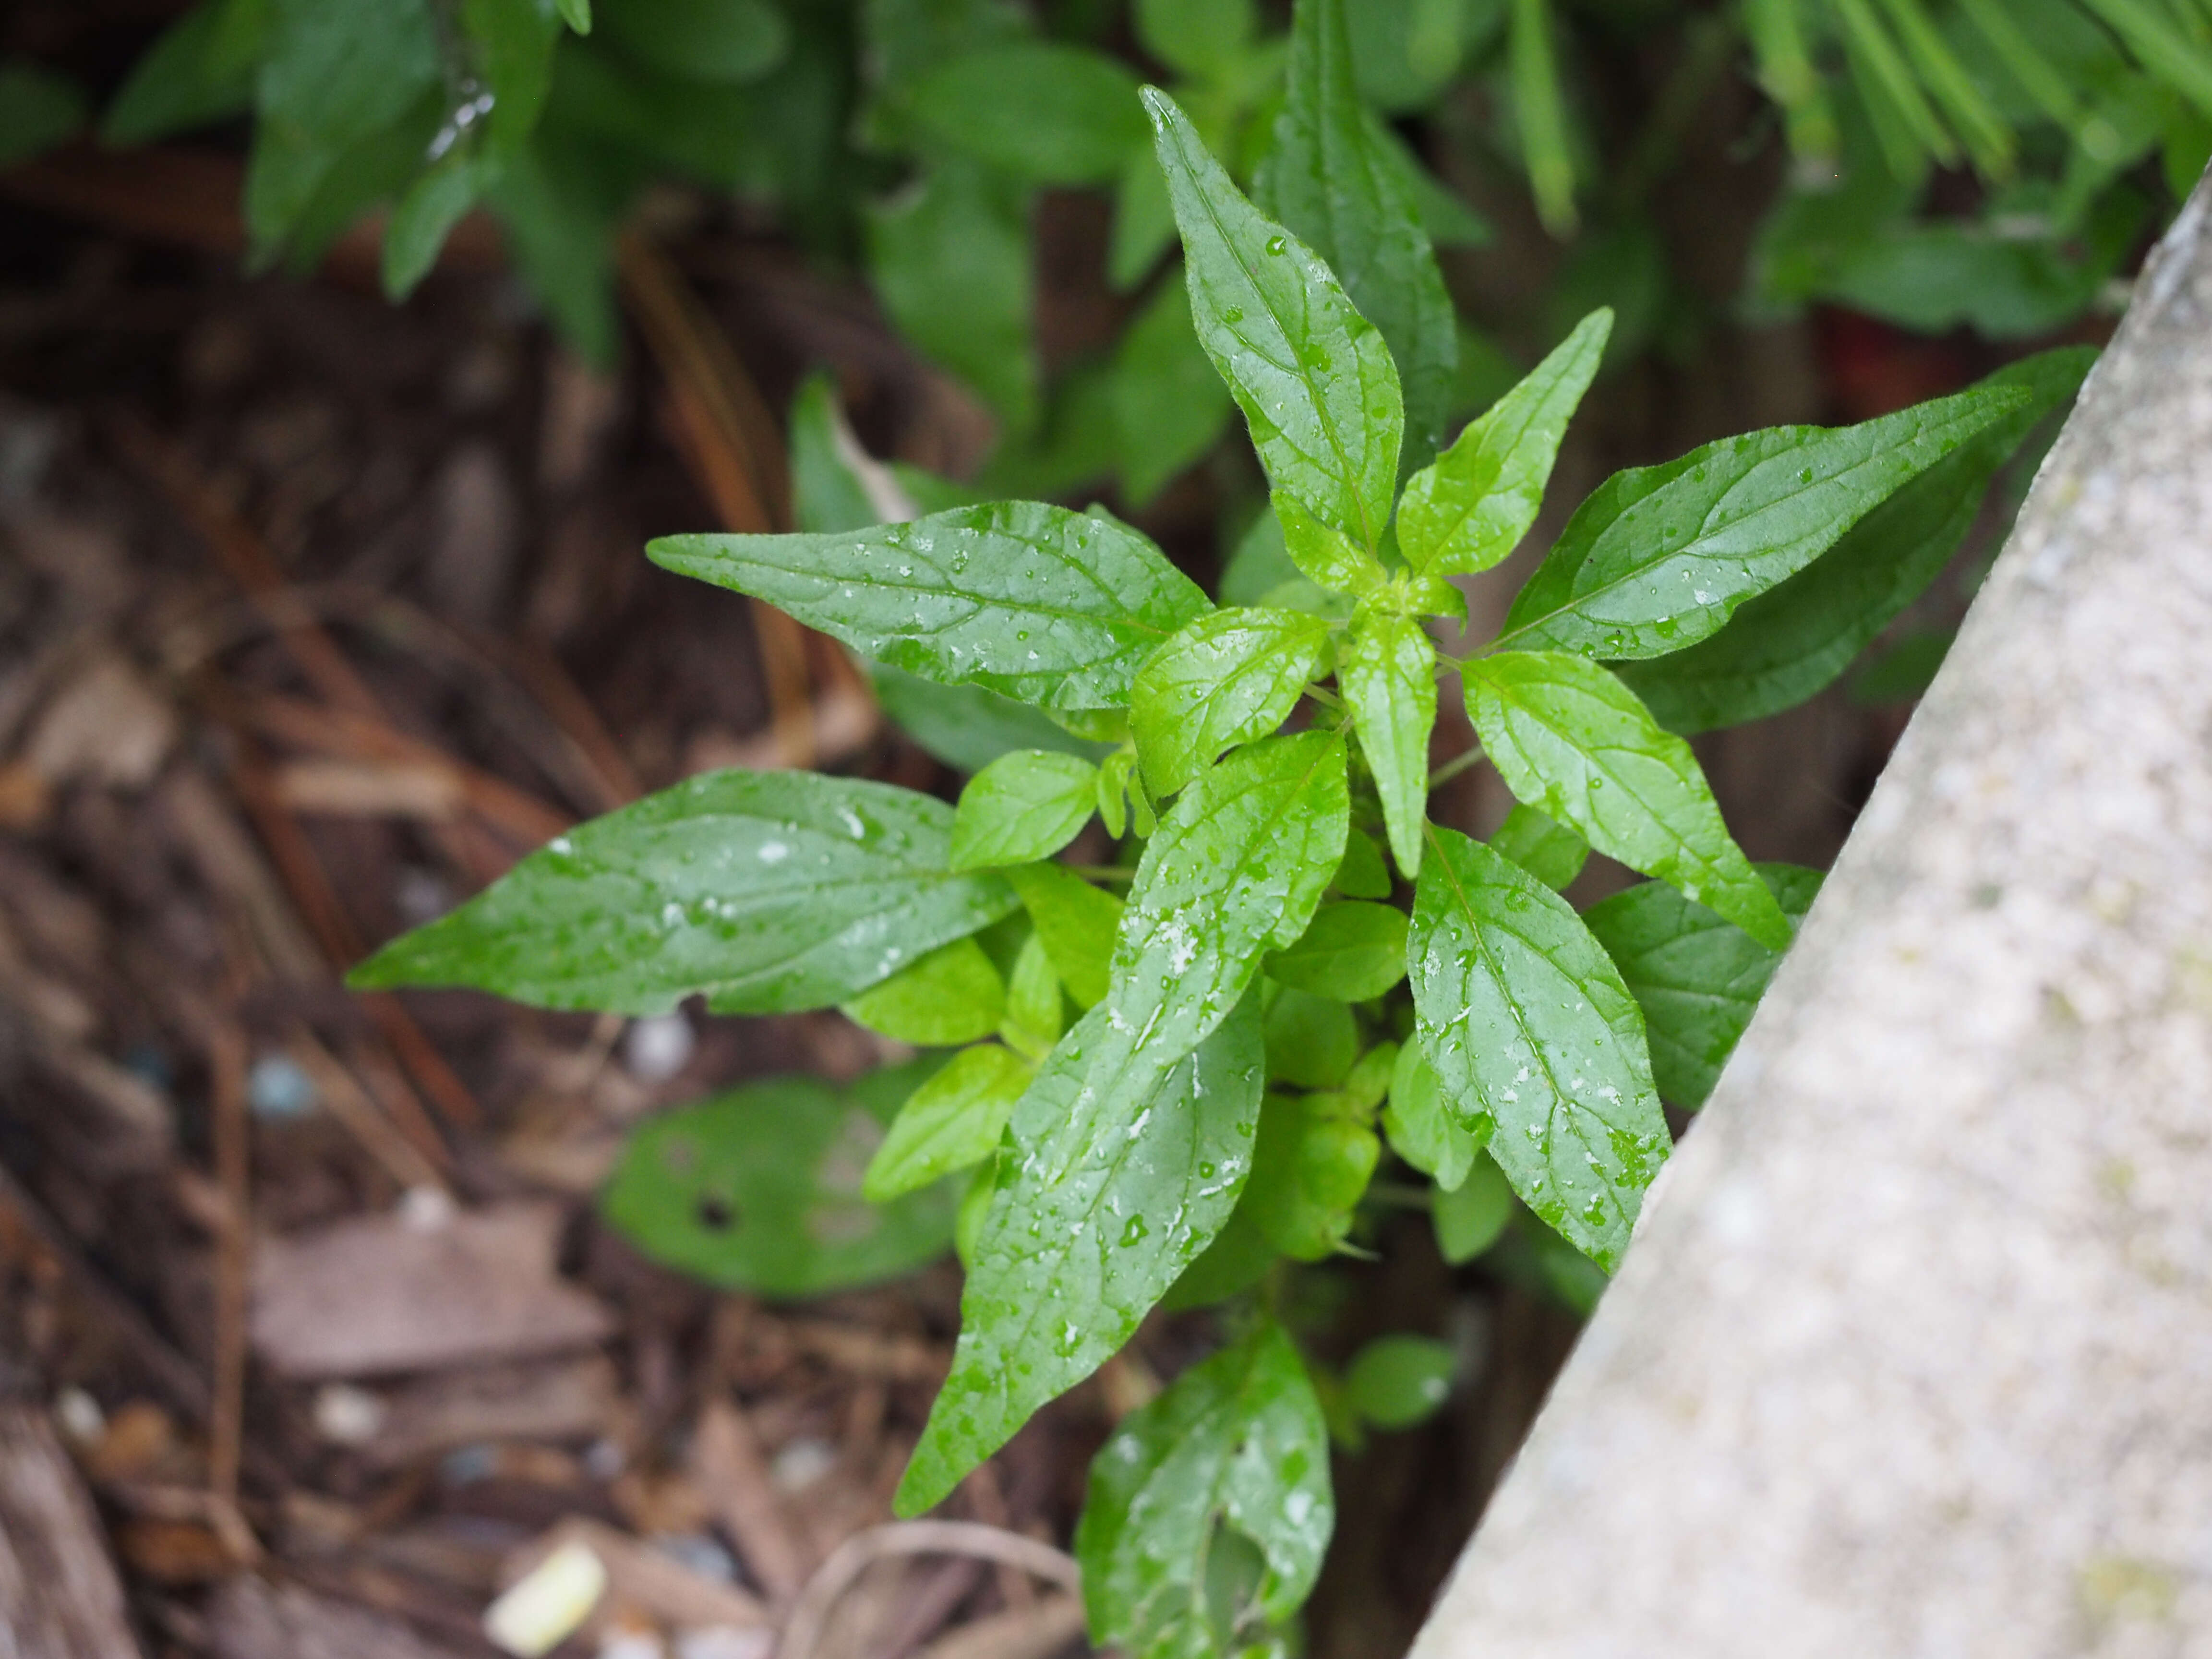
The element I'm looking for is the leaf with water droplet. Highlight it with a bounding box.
[1130,608,1331,798]
[1497,382,2032,661]
[350,771,1018,1015]
[1076,1318,1332,1659]
[863,1043,1033,1202]
[951,750,1100,871]
[1462,652,1789,948]
[1409,826,1666,1271]
[1263,901,1409,1001]
[1337,607,1435,878]
[841,936,1007,1047]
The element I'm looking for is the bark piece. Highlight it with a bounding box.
[0,1402,145,1659]
[252,1202,613,1380]
[1410,178,2212,1655]
[208,1575,472,1659]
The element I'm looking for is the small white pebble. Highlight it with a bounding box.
[597,1632,666,1659]
[53,1387,104,1444]
[485,1539,608,1658]
[584,1437,627,1481]
[652,1533,737,1583]
[624,1014,697,1082]
[397,1185,457,1232]
[247,1054,317,1118]
[677,1627,773,1659]
[770,1437,837,1493]
[313,1383,387,1445]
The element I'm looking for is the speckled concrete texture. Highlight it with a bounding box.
[1410,170,2212,1659]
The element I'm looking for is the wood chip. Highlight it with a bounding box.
[357,1356,621,1467]
[208,1575,474,1659]
[252,1202,613,1379]
[0,1403,146,1657]
[690,1400,806,1604]
[24,650,176,790]
[912,1598,1087,1659]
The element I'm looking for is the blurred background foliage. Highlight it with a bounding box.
[2,0,2202,514]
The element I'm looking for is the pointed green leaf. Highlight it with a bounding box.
[1130,608,1331,798]
[1432,1153,1512,1263]
[908,42,1148,186]
[1464,651,1789,948]
[649,502,1210,714]
[1273,492,1386,595]
[1339,609,1435,878]
[603,1061,956,1297]
[1113,270,1238,505]
[951,751,1100,872]
[1618,349,2094,733]
[896,996,1266,1515]
[381,151,479,300]
[1077,1319,1331,1659]
[1583,866,1821,1109]
[1111,732,1350,1065]
[1411,826,1667,1271]
[863,1043,1033,1201]
[1486,803,1587,891]
[1346,1334,1455,1429]
[1160,1207,1278,1311]
[1262,0,1456,466]
[1262,990,1359,1090]
[1001,932,1065,1060]
[100,0,263,147]
[1007,863,1124,1010]
[1143,87,1403,549]
[1332,828,1394,899]
[1134,0,1257,78]
[1396,309,1610,578]
[1382,1034,1479,1191]
[1497,384,2031,661]
[1264,901,1409,1001]
[841,937,1007,1046]
[555,0,589,31]
[349,771,1018,1014]
[459,0,558,158]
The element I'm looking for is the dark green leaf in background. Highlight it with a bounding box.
[382,152,481,300]
[1078,1319,1332,1659]
[1243,1087,1378,1258]
[100,0,263,147]
[1433,1152,1513,1262]
[951,751,1100,871]
[1346,1334,1455,1429]
[1464,651,1790,947]
[650,502,1210,713]
[1007,863,1124,1010]
[350,771,1017,1014]
[1112,272,1238,505]
[461,0,560,159]
[603,1060,958,1297]
[1264,901,1409,1001]
[1262,989,1359,1089]
[1618,348,2094,732]
[1582,865,1821,1109]
[1498,385,2030,661]
[1332,828,1395,899]
[897,997,1266,1515]
[909,42,1147,185]
[1146,88,1404,549]
[1338,609,1436,878]
[0,60,87,167]
[597,0,790,84]
[1485,802,1587,891]
[1410,827,1666,1270]
[1135,0,1259,79]
[1382,1035,1479,1190]
[1395,308,1609,577]
[1130,608,1331,797]
[869,663,1107,774]
[1262,0,1457,466]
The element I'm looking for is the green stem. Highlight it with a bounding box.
[1062,864,1137,882]
[1428,745,1486,789]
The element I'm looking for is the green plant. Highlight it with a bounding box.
[349,6,2094,1652]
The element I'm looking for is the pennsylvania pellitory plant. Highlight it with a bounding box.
[352,2,2091,1650]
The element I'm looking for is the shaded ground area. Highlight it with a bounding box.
[0,109,2062,1659]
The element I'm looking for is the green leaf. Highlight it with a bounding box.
[1464,651,1790,948]
[1262,990,1359,1090]
[1262,0,1456,466]
[1381,1034,1478,1190]
[897,997,1267,1515]
[1851,628,1952,705]
[863,1044,1033,1201]
[1273,493,1386,595]
[1144,88,1404,550]
[1410,826,1667,1270]
[1346,1334,1454,1429]
[1006,863,1124,1010]
[381,151,479,300]
[1135,0,1257,78]
[1486,803,1587,891]
[100,0,262,146]
[1497,384,2031,661]
[481,125,620,366]
[1219,509,1302,608]
[0,60,87,167]
[1583,866,1821,1110]
[603,1062,958,1297]
[349,771,1018,1015]
[867,159,1037,433]
[952,752,1100,871]
[596,0,789,82]
[1130,609,1331,798]
[1161,1208,1278,1310]
[244,0,440,251]
[908,43,1147,185]
[870,663,1107,774]
[1332,828,1394,899]
[461,0,559,157]
[1077,1319,1331,1659]
[1344,0,1483,111]
[1112,732,1350,1066]
[650,502,1210,714]
[1433,1154,1512,1263]
[1339,609,1436,878]
[556,0,589,31]
[1509,0,1578,235]
[1112,271,1238,505]
[1264,901,1409,1001]
[1245,1087,1378,1258]
[1617,349,2095,733]
[1001,932,1065,1060]
[1396,308,1609,578]
[841,938,1007,1046]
